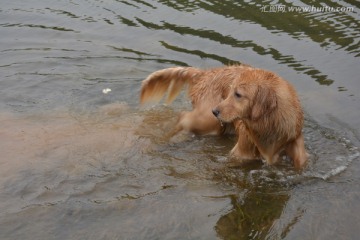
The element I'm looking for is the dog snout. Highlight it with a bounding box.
[212,108,220,117]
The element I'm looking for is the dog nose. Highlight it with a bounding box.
[212,108,220,117]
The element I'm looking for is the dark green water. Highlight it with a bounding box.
[0,1,359,239]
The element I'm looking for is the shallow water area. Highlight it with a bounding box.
[1,104,359,239]
[1,0,360,239]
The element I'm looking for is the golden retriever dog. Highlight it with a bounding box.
[140,65,307,169]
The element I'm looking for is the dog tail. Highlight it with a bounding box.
[140,67,202,104]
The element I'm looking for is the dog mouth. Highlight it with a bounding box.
[212,108,243,125]
[212,108,231,125]
[219,119,224,127]
[212,108,224,126]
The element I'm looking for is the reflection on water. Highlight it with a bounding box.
[1,0,359,239]
[216,191,289,239]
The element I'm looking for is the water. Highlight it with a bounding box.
[0,0,359,239]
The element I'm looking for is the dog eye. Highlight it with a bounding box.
[234,92,242,98]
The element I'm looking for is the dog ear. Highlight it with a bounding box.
[251,86,277,121]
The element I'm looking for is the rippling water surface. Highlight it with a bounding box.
[1,1,359,239]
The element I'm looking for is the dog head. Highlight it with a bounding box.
[212,69,278,122]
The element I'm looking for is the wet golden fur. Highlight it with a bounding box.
[140,65,307,169]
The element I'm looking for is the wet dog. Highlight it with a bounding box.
[140,65,307,169]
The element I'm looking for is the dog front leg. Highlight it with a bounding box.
[285,133,308,169]
[230,134,260,162]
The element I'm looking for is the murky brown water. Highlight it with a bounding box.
[1,0,359,239]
